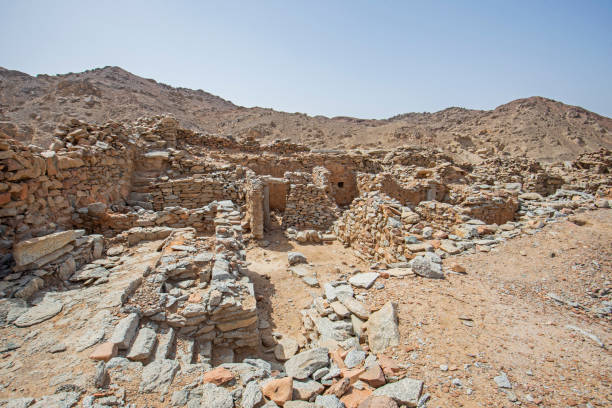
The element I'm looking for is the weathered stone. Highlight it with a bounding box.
[285,348,330,380]
[372,377,423,407]
[408,255,443,279]
[13,300,63,327]
[337,295,369,320]
[366,302,400,353]
[203,366,235,385]
[13,230,78,266]
[348,273,379,289]
[263,377,293,406]
[344,349,366,369]
[357,396,398,408]
[288,252,307,266]
[110,313,140,349]
[200,382,234,408]
[242,380,264,408]
[314,395,344,408]
[293,380,325,401]
[89,342,118,362]
[127,327,157,360]
[275,337,300,361]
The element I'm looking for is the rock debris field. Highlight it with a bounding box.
[0,115,610,408]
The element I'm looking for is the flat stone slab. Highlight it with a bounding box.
[13,230,79,266]
[373,377,423,407]
[127,327,157,361]
[13,300,63,327]
[349,272,379,289]
[285,347,330,380]
[139,358,179,394]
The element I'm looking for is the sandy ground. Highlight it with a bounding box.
[247,209,612,407]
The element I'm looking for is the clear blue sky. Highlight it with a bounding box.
[1,0,611,118]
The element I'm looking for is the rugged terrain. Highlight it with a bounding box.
[0,71,611,408]
[1,66,611,162]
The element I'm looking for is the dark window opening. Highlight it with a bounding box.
[337,182,344,188]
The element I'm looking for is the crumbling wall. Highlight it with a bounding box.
[145,174,244,211]
[123,201,259,358]
[282,172,340,230]
[0,125,133,254]
[356,172,449,207]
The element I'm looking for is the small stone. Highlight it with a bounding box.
[365,302,400,353]
[263,377,294,406]
[348,273,379,289]
[242,381,264,408]
[203,366,234,385]
[344,349,366,369]
[89,342,118,362]
[372,377,423,406]
[494,371,512,389]
[200,382,234,408]
[275,337,300,361]
[314,394,344,408]
[288,252,307,266]
[359,364,385,387]
[285,348,330,380]
[357,395,398,408]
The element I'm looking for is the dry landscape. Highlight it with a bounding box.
[0,67,610,408]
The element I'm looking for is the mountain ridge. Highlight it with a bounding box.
[1,66,610,162]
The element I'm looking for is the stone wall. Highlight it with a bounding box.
[282,172,340,231]
[144,174,244,211]
[0,124,133,255]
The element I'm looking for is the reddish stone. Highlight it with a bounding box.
[89,342,118,362]
[324,377,351,398]
[359,364,386,387]
[377,354,403,377]
[428,240,441,249]
[202,366,234,385]
[331,348,347,369]
[341,386,373,408]
[262,376,293,406]
[341,367,366,384]
[450,263,466,273]
[0,192,10,206]
[187,293,202,303]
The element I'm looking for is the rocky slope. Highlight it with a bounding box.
[1,66,611,161]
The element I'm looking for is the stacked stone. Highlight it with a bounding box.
[73,202,217,236]
[118,200,259,367]
[2,229,104,298]
[282,172,340,231]
[457,189,518,225]
[356,172,449,206]
[0,131,132,255]
[147,175,243,211]
[334,192,418,263]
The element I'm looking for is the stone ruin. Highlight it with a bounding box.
[0,115,611,407]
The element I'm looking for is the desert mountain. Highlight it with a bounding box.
[1,66,610,161]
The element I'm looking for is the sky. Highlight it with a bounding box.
[1,0,611,119]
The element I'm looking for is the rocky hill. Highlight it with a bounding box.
[1,66,611,162]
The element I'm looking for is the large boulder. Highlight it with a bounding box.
[365,302,400,353]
